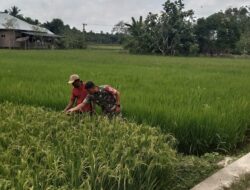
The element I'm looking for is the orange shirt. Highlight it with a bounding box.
[71,82,92,112]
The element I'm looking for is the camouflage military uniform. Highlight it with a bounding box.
[84,85,120,116]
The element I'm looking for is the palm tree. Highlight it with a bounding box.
[124,16,145,53]
[8,6,22,18]
[125,16,144,37]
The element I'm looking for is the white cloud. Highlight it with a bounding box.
[1,0,249,33]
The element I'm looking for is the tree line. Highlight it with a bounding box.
[3,2,250,55]
[124,0,250,56]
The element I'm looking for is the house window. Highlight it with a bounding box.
[1,34,5,38]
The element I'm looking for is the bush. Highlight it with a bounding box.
[189,44,199,56]
[236,31,250,55]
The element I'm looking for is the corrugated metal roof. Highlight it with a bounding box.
[22,31,61,38]
[0,13,54,35]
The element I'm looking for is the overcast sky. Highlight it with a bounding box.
[1,0,250,33]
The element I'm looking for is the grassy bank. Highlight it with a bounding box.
[0,50,249,154]
[230,174,250,190]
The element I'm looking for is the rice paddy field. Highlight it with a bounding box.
[0,102,220,190]
[0,49,250,189]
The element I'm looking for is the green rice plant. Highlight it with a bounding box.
[0,102,179,190]
[0,50,249,154]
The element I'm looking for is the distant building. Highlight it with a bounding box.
[0,12,60,49]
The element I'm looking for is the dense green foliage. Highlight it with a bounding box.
[0,50,249,155]
[125,1,250,55]
[125,0,194,55]
[0,102,220,190]
[43,21,122,47]
[195,7,250,55]
[86,31,122,45]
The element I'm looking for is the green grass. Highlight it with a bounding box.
[0,50,250,154]
[0,102,220,190]
[87,44,124,50]
[229,174,250,190]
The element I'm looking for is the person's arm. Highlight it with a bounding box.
[114,90,121,112]
[90,102,97,115]
[67,96,90,113]
[105,86,121,112]
[64,93,76,112]
[115,90,120,105]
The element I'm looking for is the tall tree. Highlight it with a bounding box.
[8,6,22,18]
[125,0,194,55]
[125,16,146,53]
[157,0,194,55]
[195,7,248,55]
[24,17,40,25]
[112,21,128,44]
[43,19,87,49]
[142,13,160,53]
[237,31,250,54]
[43,19,65,35]
[112,21,128,34]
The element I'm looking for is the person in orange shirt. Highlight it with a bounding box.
[64,74,92,113]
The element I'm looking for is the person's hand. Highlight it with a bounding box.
[115,106,121,113]
[66,108,74,115]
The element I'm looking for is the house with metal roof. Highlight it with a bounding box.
[0,12,60,49]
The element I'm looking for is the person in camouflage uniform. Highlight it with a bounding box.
[67,81,121,116]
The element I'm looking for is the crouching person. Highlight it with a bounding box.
[64,74,92,114]
[67,81,121,117]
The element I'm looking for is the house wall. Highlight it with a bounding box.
[0,30,23,48]
[0,30,55,49]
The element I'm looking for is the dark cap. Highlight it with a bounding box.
[85,81,96,90]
